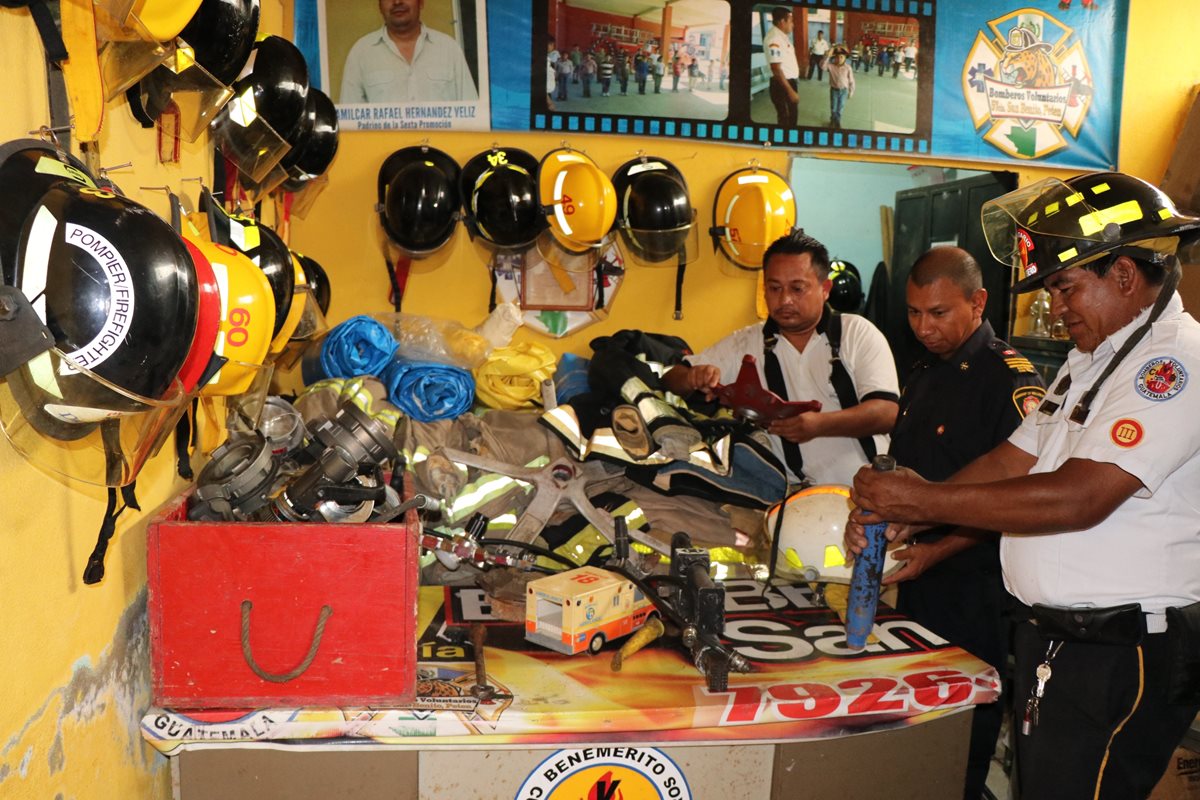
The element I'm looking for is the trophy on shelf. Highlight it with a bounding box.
[1027,289,1052,337]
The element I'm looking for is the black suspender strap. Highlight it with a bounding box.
[673,251,686,320]
[827,313,877,460]
[762,318,805,479]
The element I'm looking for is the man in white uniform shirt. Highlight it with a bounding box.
[341,0,478,103]
[808,29,830,81]
[664,230,899,486]
[763,6,800,127]
[850,172,1200,799]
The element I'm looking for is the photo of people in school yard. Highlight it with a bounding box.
[750,4,919,132]
[544,0,731,121]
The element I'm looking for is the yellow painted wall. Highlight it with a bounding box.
[292,2,1200,358]
[0,2,284,798]
[0,2,1196,799]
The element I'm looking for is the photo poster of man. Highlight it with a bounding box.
[295,0,491,131]
[934,1,1127,169]
[515,0,936,154]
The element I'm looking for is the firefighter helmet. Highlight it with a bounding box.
[611,155,697,265]
[711,166,796,270]
[538,148,616,253]
[460,146,544,249]
[766,485,901,584]
[828,259,864,313]
[982,172,1200,293]
[378,145,461,256]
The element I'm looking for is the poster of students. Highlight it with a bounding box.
[301,0,490,131]
[541,0,731,122]
[749,4,923,133]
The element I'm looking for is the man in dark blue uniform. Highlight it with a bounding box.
[886,246,1045,799]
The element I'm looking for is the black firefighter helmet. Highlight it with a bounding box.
[378,145,461,256]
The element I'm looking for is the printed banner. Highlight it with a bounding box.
[935,2,1126,168]
[292,1,1124,167]
[142,583,999,755]
[296,0,491,131]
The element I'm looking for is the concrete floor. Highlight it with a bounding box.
[549,75,730,120]
[544,65,918,135]
[750,64,920,132]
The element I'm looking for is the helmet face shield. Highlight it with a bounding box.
[621,211,700,267]
[0,348,187,486]
[132,44,234,141]
[982,177,1101,289]
[210,87,291,183]
[612,156,698,267]
[982,173,1200,293]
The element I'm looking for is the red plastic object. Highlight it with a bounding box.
[147,492,419,709]
[714,354,821,424]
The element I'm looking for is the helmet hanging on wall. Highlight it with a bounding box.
[827,259,864,313]
[279,89,339,192]
[209,34,309,183]
[178,0,260,86]
[297,251,331,315]
[459,146,544,250]
[378,145,461,256]
[982,171,1200,293]
[175,236,223,393]
[231,34,309,142]
[710,165,796,270]
[538,147,616,264]
[611,155,697,266]
[0,139,95,286]
[12,182,198,404]
[181,224,276,397]
[201,190,294,338]
[0,182,199,486]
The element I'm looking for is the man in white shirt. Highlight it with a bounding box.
[903,39,917,74]
[850,173,1200,799]
[763,6,800,127]
[664,230,898,486]
[340,0,478,103]
[808,29,830,81]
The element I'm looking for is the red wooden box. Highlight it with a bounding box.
[147,493,419,709]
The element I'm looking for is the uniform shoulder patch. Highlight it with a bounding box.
[1012,385,1045,418]
[1110,418,1144,448]
[1135,356,1187,401]
[989,339,1038,374]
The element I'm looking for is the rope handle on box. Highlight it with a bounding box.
[240,600,333,683]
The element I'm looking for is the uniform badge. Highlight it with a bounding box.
[1012,385,1045,418]
[1135,357,1187,401]
[1110,418,1144,448]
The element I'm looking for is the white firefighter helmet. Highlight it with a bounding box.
[766,484,899,583]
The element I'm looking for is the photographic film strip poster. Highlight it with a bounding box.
[295,0,492,131]
[486,0,1124,169]
[523,0,936,155]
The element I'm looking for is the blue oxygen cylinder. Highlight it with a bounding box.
[845,454,896,650]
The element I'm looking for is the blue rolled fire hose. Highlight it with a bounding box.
[845,454,897,650]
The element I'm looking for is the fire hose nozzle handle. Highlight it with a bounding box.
[845,453,896,650]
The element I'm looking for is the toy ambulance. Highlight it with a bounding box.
[525,566,657,655]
